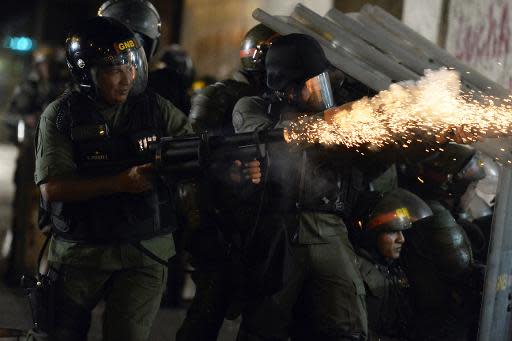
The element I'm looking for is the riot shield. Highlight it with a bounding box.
[252,8,392,90]
[478,164,512,341]
[355,4,509,99]
[254,3,508,97]
[289,4,419,83]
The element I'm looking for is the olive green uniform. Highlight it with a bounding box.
[357,249,411,341]
[30,93,192,341]
[233,96,367,340]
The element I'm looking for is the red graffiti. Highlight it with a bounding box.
[454,3,510,63]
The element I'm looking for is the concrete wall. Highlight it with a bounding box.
[180,0,333,80]
[334,0,403,19]
[401,0,512,90]
[402,0,444,43]
[445,0,512,89]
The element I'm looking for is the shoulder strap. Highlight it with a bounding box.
[54,90,75,137]
[55,90,96,138]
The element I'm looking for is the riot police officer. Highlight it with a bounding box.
[174,24,278,341]
[97,0,161,61]
[29,17,192,340]
[397,143,485,340]
[98,0,194,115]
[233,33,371,341]
[354,188,433,341]
[189,23,278,134]
[98,0,194,311]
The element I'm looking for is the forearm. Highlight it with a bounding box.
[40,174,121,203]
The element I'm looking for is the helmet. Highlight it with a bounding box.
[419,143,484,184]
[265,33,330,91]
[404,143,486,198]
[404,201,474,279]
[265,33,334,111]
[98,0,161,59]
[473,153,499,206]
[65,16,148,97]
[240,24,278,72]
[366,188,433,232]
[459,183,493,221]
[159,44,195,87]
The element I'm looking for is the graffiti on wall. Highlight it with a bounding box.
[446,0,512,89]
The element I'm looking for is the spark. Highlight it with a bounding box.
[286,68,512,149]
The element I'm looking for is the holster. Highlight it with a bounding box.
[21,268,58,333]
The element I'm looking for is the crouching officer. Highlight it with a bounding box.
[398,143,485,340]
[28,17,192,341]
[354,188,433,340]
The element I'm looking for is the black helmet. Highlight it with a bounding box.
[405,201,474,279]
[159,44,195,87]
[410,143,486,197]
[98,0,161,59]
[366,188,433,232]
[65,16,148,98]
[424,143,482,180]
[265,33,334,111]
[240,24,278,72]
[265,33,330,91]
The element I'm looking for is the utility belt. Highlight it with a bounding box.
[41,187,177,244]
[52,226,174,244]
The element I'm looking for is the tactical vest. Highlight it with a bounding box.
[41,90,178,244]
[358,250,411,339]
[265,102,366,220]
[189,71,263,135]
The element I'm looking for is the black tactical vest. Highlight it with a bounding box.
[265,102,366,220]
[41,90,178,243]
[358,250,411,339]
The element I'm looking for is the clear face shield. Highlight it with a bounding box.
[299,71,335,112]
[93,43,148,99]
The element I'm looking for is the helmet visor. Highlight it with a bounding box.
[301,71,334,111]
[94,43,148,97]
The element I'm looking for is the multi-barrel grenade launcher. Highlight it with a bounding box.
[153,129,286,176]
[76,128,287,177]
